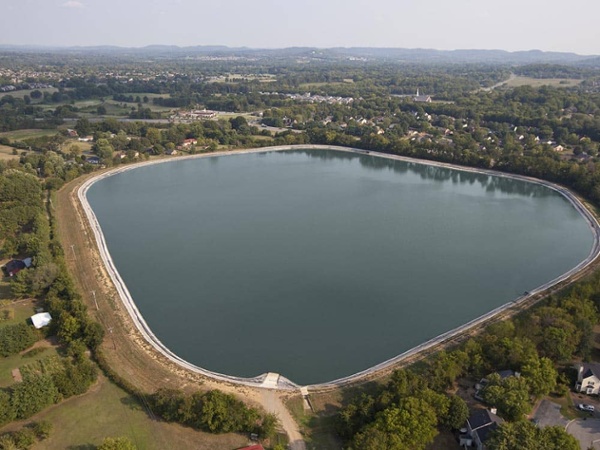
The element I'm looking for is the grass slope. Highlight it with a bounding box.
[1,375,248,450]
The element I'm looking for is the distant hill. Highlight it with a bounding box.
[0,45,598,66]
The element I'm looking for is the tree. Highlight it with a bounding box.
[10,374,60,419]
[83,320,105,350]
[97,436,137,450]
[68,144,81,159]
[145,128,161,145]
[0,390,15,426]
[32,421,52,440]
[93,138,114,161]
[521,357,557,398]
[11,428,35,449]
[352,398,438,450]
[487,421,579,450]
[30,90,42,100]
[200,390,251,433]
[482,374,531,421]
[441,395,469,430]
[149,388,186,423]
[0,323,38,357]
[75,118,92,136]
[258,412,279,439]
[0,435,18,450]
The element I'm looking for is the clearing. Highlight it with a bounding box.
[504,76,583,88]
[0,145,19,160]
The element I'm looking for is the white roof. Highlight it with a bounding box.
[31,312,52,329]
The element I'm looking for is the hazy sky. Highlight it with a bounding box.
[3,0,600,54]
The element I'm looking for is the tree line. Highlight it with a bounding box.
[336,270,600,449]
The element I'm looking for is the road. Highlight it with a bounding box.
[260,390,306,450]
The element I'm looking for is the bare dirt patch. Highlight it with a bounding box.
[11,368,22,383]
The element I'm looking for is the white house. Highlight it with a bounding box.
[575,363,600,395]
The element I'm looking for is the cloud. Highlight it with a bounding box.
[62,1,84,8]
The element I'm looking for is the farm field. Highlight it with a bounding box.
[504,76,583,88]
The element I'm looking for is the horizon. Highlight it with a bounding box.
[2,0,599,55]
[0,42,596,54]
[1,43,598,59]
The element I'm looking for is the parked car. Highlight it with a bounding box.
[578,404,595,412]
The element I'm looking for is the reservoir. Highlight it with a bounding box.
[86,149,595,385]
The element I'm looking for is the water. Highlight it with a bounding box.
[87,149,594,384]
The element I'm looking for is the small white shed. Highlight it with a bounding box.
[30,312,52,329]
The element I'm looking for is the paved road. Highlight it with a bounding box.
[533,400,568,428]
[567,418,600,450]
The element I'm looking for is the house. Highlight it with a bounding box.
[237,446,264,450]
[553,145,565,152]
[575,363,600,395]
[165,148,178,155]
[66,129,79,137]
[78,136,94,142]
[181,138,197,147]
[460,409,503,450]
[2,258,32,277]
[86,156,101,165]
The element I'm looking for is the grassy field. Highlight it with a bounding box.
[0,144,19,160]
[0,129,59,141]
[0,346,60,388]
[0,299,37,327]
[298,81,353,90]
[0,88,59,100]
[504,76,583,88]
[0,375,248,450]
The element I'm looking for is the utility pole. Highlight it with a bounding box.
[108,327,116,350]
[70,244,76,260]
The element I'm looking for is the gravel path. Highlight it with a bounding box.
[260,390,306,450]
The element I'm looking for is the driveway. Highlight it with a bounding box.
[533,400,569,428]
[567,418,600,450]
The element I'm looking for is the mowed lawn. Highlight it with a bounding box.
[8,375,249,450]
[0,299,37,326]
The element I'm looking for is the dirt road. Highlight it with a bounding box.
[260,390,306,450]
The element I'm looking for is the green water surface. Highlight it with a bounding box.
[87,149,594,384]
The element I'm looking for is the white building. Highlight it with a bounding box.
[575,363,600,395]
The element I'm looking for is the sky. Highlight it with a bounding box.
[2,0,600,55]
